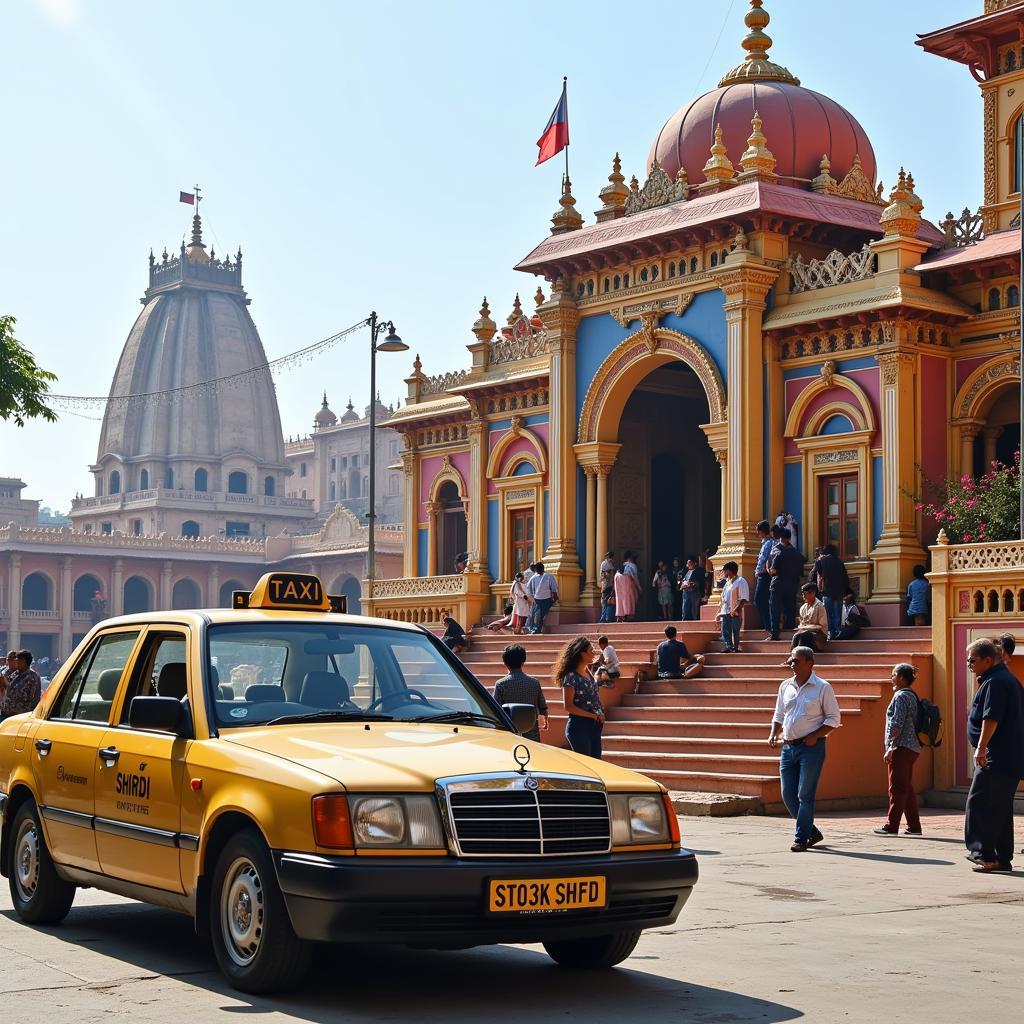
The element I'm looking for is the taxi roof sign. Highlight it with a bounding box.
[234,573,347,613]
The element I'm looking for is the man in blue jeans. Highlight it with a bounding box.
[753,520,776,635]
[526,562,558,634]
[768,647,842,851]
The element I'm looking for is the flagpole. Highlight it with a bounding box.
[563,76,569,184]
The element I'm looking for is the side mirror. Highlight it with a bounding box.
[502,702,538,735]
[129,696,186,735]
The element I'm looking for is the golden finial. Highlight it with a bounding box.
[596,152,630,221]
[472,297,497,344]
[811,154,838,194]
[699,124,737,193]
[185,211,210,263]
[550,175,584,235]
[880,166,921,238]
[413,353,423,375]
[719,0,800,87]
[904,171,924,215]
[739,111,777,181]
[677,165,690,191]
[507,293,524,325]
[534,285,546,307]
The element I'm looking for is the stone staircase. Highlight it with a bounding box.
[458,621,934,812]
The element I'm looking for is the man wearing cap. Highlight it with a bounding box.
[768,647,841,852]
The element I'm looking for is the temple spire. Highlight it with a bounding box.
[185,209,209,263]
[719,0,800,87]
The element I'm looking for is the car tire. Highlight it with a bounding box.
[8,800,76,925]
[209,827,312,993]
[543,929,642,969]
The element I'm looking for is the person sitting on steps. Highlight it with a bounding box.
[791,583,828,653]
[655,625,704,680]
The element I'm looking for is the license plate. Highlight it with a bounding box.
[488,876,607,913]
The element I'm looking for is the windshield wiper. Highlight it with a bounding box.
[262,710,394,726]
[408,710,501,728]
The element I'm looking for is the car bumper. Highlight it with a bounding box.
[273,848,698,946]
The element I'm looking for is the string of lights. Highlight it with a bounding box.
[46,319,369,414]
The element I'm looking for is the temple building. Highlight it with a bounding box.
[284,394,405,527]
[376,0,1022,633]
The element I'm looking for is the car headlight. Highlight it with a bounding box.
[609,793,672,845]
[348,794,446,849]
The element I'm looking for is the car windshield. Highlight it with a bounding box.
[206,622,503,730]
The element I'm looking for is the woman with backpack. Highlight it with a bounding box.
[873,663,923,837]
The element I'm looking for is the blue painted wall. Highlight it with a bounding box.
[872,457,884,546]
[512,460,536,476]
[574,289,728,419]
[543,490,550,553]
[489,413,549,433]
[821,414,855,435]
[783,355,877,382]
[783,462,803,533]
[575,466,587,569]
[487,498,499,579]
[417,529,428,577]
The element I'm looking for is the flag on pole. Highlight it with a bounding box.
[179,191,195,205]
[535,79,569,166]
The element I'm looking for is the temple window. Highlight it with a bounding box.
[989,287,1001,310]
[264,476,275,496]
[603,277,610,292]
[139,469,149,490]
[820,474,859,560]
[109,470,121,494]
[299,462,307,477]
[1009,284,1020,307]
[690,257,699,274]
[668,262,676,278]
[651,265,659,281]
[194,468,208,492]
[577,282,585,297]
[329,481,336,501]
[710,252,719,268]
[228,471,248,494]
[587,279,594,296]
[330,457,336,471]
[613,275,621,289]
[165,468,174,489]
[181,520,200,539]
[640,268,649,283]
[623,273,630,287]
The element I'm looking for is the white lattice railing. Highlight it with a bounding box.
[930,534,1024,619]
[0,524,265,556]
[789,245,876,293]
[370,574,467,599]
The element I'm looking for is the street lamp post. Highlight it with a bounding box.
[364,311,408,607]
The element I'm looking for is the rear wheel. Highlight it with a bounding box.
[209,828,312,993]
[543,929,641,969]
[8,801,75,924]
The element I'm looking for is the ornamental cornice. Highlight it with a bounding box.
[609,292,694,329]
[576,273,717,310]
[716,265,779,304]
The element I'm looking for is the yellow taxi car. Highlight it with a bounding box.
[0,572,698,993]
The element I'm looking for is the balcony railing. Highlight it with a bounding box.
[71,488,314,513]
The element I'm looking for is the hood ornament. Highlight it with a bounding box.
[513,743,531,775]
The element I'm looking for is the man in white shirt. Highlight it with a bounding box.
[526,562,559,634]
[768,647,842,852]
[716,560,749,653]
[594,635,621,684]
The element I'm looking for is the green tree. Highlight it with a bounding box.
[0,315,58,425]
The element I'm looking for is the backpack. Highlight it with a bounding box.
[914,693,943,747]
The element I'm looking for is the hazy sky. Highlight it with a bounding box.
[1,0,980,512]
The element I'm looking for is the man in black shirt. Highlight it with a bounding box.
[964,638,1024,872]
[767,528,803,641]
[441,614,470,654]
[655,626,704,679]
[493,644,548,742]
[815,544,850,640]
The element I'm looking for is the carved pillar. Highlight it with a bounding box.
[466,416,490,580]
[59,557,73,659]
[982,425,1003,468]
[207,564,221,607]
[870,345,927,606]
[573,442,620,609]
[110,559,124,617]
[717,263,778,581]
[538,285,583,604]
[159,560,173,611]
[583,467,597,593]
[959,422,982,476]
[6,553,21,651]
[401,449,417,578]
[425,502,440,577]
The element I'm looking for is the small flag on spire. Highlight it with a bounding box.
[179,191,196,205]
[535,79,569,166]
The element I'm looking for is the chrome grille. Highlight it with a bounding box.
[440,774,611,858]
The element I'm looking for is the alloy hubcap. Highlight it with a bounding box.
[221,857,264,967]
[14,820,40,903]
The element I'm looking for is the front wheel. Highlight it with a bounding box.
[543,929,641,969]
[209,828,312,993]
[8,801,75,924]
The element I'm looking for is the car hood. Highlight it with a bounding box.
[221,722,653,791]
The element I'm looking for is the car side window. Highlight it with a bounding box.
[50,631,141,724]
[118,632,189,723]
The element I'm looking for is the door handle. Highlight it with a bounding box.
[34,738,52,757]
[98,746,120,765]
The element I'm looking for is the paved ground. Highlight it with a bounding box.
[0,809,1021,1023]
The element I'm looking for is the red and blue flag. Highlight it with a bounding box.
[535,80,569,166]
[179,191,195,205]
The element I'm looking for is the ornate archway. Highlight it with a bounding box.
[952,354,1021,474]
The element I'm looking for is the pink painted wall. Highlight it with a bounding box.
[418,451,471,522]
[955,355,991,395]
[783,367,881,456]
[485,431,549,495]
